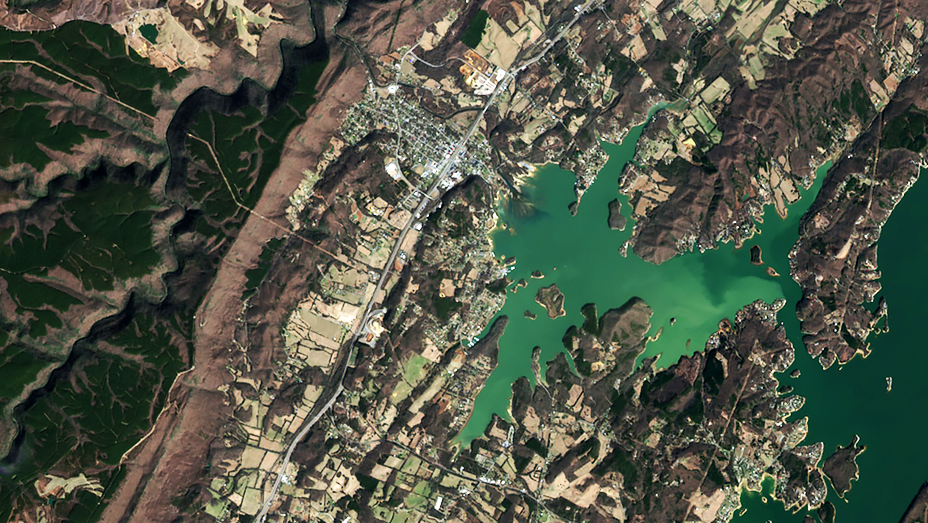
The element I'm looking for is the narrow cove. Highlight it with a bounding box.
[733,167,928,522]
[452,115,914,520]
[460,120,830,444]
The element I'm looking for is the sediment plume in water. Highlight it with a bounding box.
[506,191,537,219]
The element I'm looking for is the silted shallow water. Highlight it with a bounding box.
[452,115,928,522]
[459,120,829,443]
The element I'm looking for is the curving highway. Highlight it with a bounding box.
[255,4,594,517]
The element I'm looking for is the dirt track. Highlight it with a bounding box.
[98,25,371,523]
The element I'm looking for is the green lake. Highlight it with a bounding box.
[733,166,928,522]
[459,114,928,520]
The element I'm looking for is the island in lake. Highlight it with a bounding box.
[607,198,627,231]
[535,283,566,319]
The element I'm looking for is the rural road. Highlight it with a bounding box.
[255,3,595,516]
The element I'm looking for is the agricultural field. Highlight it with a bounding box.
[0,14,328,521]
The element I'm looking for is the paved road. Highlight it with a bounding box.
[513,0,599,74]
[255,4,594,515]
[255,68,512,523]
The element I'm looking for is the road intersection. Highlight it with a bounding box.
[255,5,595,517]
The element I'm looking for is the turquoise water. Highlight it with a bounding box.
[734,167,928,522]
[458,119,830,444]
[460,107,928,519]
